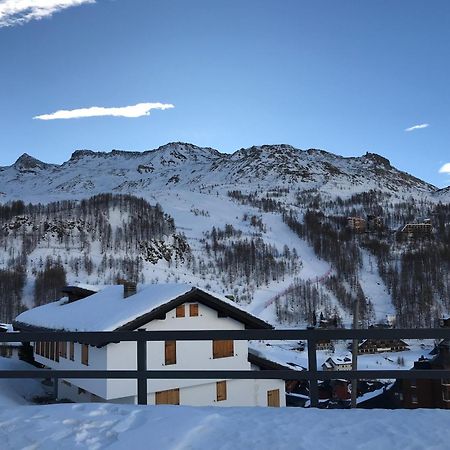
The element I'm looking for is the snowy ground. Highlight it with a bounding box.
[250,339,435,372]
[1,403,449,450]
[0,357,48,406]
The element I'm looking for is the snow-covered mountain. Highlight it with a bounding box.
[0,142,444,202]
[0,143,448,328]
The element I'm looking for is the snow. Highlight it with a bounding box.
[0,357,48,406]
[250,339,435,373]
[14,283,260,332]
[0,403,449,450]
[358,250,395,322]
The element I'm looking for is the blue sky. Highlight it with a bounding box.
[0,0,449,187]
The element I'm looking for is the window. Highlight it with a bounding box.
[165,340,177,365]
[50,342,55,361]
[267,389,280,407]
[69,342,74,361]
[189,304,199,317]
[411,394,418,404]
[216,381,227,402]
[410,379,417,388]
[443,388,450,402]
[213,340,234,359]
[155,388,180,405]
[176,305,185,318]
[59,342,67,358]
[81,344,89,366]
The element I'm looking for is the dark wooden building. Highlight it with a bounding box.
[401,336,450,409]
[358,339,409,354]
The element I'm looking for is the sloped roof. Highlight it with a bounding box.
[13,284,272,332]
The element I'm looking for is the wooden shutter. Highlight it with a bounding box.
[176,305,185,318]
[189,303,199,317]
[155,388,180,405]
[213,340,234,359]
[216,381,227,401]
[165,340,177,365]
[81,344,89,366]
[70,342,74,361]
[59,342,67,358]
[267,389,280,407]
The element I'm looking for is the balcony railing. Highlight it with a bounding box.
[1,327,450,407]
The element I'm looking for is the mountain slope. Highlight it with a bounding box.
[0,143,448,328]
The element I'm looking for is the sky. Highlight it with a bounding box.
[0,0,449,187]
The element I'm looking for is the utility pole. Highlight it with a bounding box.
[351,298,359,408]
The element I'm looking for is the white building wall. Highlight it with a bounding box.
[106,302,250,400]
[33,342,108,399]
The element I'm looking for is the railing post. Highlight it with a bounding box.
[137,329,147,405]
[307,329,319,408]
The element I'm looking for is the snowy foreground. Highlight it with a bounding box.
[1,403,449,450]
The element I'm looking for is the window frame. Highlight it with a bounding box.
[189,303,199,317]
[81,344,89,366]
[176,305,185,318]
[212,340,234,359]
[165,340,177,365]
[216,381,227,402]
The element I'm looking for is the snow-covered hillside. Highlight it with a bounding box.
[0,143,448,328]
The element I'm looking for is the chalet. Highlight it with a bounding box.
[358,339,409,354]
[316,339,334,351]
[322,356,352,371]
[13,284,286,407]
[347,217,366,232]
[401,220,432,236]
[401,320,450,409]
[0,323,21,358]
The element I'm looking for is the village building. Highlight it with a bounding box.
[401,320,450,409]
[400,219,433,236]
[321,356,352,371]
[316,339,334,351]
[13,284,286,407]
[358,339,409,354]
[0,323,22,358]
[347,217,366,232]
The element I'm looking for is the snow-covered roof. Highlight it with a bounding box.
[324,356,352,366]
[14,284,271,332]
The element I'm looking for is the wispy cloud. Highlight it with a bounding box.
[439,163,450,174]
[405,123,429,132]
[33,102,175,120]
[0,0,95,28]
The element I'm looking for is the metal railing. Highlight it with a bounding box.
[1,327,450,407]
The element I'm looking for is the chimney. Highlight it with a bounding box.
[123,282,137,299]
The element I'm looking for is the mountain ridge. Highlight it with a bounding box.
[0,142,445,203]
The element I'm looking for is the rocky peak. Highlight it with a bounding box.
[13,153,51,172]
[363,152,391,167]
[70,150,96,161]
